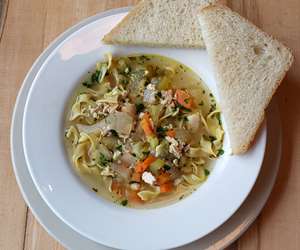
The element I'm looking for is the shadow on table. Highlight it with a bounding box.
[259,72,300,221]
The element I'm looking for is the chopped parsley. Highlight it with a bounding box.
[176,103,191,112]
[116,144,123,151]
[209,93,213,97]
[199,100,204,106]
[139,55,151,62]
[204,169,210,176]
[135,103,145,113]
[82,81,89,87]
[156,126,168,136]
[110,129,118,137]
[216,113,222,125]
[209,136,216,142]
[91,70,100,82]
[142,151,150,156]
[121,78,129,85]
[209,103,216,113]
[99,153,110,167]
[121,199,128,206]
[202,90,206,94]
[217,149,224,156]
[156,91,162,98]
[92,188,98,192]
[163,164,171,171]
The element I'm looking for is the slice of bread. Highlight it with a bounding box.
[103,0,217,48]
[198,5,293,154]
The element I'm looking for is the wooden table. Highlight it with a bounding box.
[0,0,299,249]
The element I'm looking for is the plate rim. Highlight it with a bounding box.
[14,6,271,250]
[11,7,281,250]
[10,59,281,249]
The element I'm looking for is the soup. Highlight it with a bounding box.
[64,54,224,208]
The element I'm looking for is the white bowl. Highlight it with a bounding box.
[22,11,266,250]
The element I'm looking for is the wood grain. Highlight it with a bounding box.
[0,0,299,249]
[227,1,300,250]
[0,0,47,249]
[0,0,8,41]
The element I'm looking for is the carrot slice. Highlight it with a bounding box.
[127,189,142,203]
[157,172,171,185]
[166,129,176,138]
[175,89,193,109]
[160,182,173,193]
[135,155,157,173]
[131,171,142,182]
[111,180,125,196]
[141,112,155,137]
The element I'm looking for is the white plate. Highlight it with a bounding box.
[21,8,266,250]
[11,8,281,250]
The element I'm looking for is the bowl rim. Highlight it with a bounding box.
[21,8,267,250]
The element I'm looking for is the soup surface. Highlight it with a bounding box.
[64,54,224,208]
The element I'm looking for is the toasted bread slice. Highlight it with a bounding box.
[198,5,293,154]
[103,0,216,48]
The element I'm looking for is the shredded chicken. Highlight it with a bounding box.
[143,84,157,104]
[142,171,156,185]
[88,102,119,120]
[160,90,173,105]
[165,136,185,159]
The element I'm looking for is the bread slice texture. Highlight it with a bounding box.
[198,5,293,154]
[103,0,217,48]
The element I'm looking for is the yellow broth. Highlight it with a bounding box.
[64,54,224,208]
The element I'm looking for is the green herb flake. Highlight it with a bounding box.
[209,136,216,142]
[179,195,185,200]
[140,55,151,61]
[91,70,100,82]
[163,164,171,171]
[92,188,98,192]
[156,126,167,136]
[99,153,109,167]
[209,93,213,97]
[129,56,137,61]
[121,78,129,85]
[216,113,222,125]
[199,101,204,106]
[204,169,210,176]
[135,103,145,113]
[156,91,162,98]
[217,149,224,157]
[176,103,191,112]
[110,130,118,137]
[121,200,128,206]
[209,103,216,113]
[202,90,206,94]
[116,144,123,151]
[142,151,150,156]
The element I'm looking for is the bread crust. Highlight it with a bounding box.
[199,4,294,154]
[103,0,217,48]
